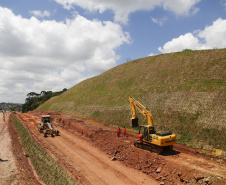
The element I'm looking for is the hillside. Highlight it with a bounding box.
[37,49,226,155]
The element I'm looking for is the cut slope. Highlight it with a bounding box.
[37,49,226,154]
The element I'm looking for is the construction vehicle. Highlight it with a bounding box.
[129,96,176,154]
[37,115,59,137]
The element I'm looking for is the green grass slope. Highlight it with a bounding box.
[37,49,226,154]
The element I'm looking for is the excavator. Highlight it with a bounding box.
[129,96,176,154]
[37,115,59,137]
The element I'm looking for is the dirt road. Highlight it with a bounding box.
[0,112,18,185]
[18,112,158,185]
[17,111,226,185]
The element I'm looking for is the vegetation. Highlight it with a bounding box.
[0,102,22,111]
[11,114,76,185]
[22,88,67,113]
[37,49,226,153]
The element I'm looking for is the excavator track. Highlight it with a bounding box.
[134,141,163,154]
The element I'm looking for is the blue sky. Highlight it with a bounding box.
[0,0,226,103]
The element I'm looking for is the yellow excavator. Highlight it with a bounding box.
[129,96,176,154]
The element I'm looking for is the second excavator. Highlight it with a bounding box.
[129,96,176,154]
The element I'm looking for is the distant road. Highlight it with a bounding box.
[0,112,19,185]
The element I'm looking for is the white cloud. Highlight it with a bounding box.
[198,18,226,48]
[54,0,201,24]
[158,18,226,53]
[158,33,206,53]
[29,10,51,18]
[162,0,200,16]
[0,6,130,103]
[151,16,168,26]
[148,53,157,56]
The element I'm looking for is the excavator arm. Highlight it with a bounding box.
[46,122,53,130]
[129,96,154,127]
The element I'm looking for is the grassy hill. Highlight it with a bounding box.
[37,49,226,154]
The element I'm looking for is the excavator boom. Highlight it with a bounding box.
[129,96,154,127]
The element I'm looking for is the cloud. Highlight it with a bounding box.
[162,0,200,16]
[0,6,130,103]
[222,0,226,8]
[158,18,226,53]
[54,0,201,24]
[148,53,158,56]
[151,16,168,26]
[158,33,206,53]
[198,18,226,48]
[29,10,51,18]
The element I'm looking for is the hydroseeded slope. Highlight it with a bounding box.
[37,49,226,154]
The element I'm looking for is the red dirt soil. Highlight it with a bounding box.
[8,116,44,185]
[0,111,43,185]
[14,110,226,185]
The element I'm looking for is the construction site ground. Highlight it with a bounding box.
[3,110,226,185]
[0,112,19,185]
[0,111,43,185]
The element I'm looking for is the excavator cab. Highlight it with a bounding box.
[149,126,156,134]
[139,125,156,141]
[42,115,51,124]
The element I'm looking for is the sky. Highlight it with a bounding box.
[0,0,226,103]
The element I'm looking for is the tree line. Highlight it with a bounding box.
[22,88,67,113]
[0,103,22,111]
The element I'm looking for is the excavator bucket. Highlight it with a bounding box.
[131,118,139,128]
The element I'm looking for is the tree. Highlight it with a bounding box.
[27,92,39,98]
[22,88,67,113]
[40,91,47,96]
